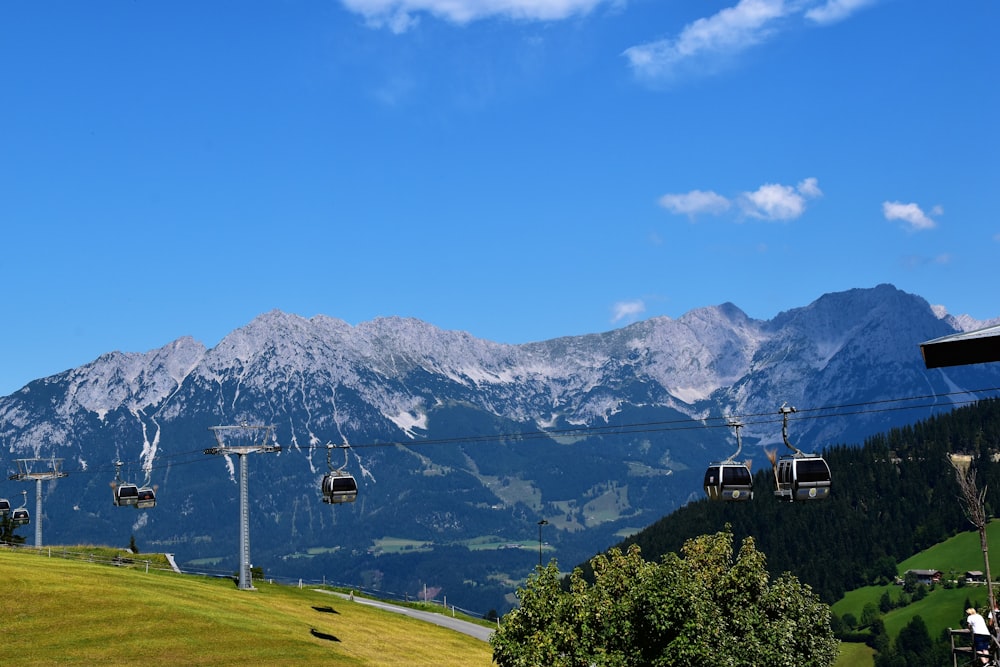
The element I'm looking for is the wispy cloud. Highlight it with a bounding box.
[883,201,939,231]
[341,0,610,33]
[624,0,879,83]
[805,0,879,25]
[611,299,646,324]
[659,178,821,222]
[658,190,731,218]
[901,253,952,269]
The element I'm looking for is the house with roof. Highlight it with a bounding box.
[905,569,943,585]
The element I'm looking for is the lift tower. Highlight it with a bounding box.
[205,423,280,590]
[9,458,68,548]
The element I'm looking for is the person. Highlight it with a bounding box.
[967,607,991,666]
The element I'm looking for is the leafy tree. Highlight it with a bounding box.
[0,515,26,545]
[895,615,932,657]
[875,615,949,667]
[861,602,881,628]
[491,529,837,667]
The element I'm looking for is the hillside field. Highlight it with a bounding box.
[0,547,493,666]
[832,520,1000,665]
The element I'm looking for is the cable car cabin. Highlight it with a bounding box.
[0,498,9,515]
[322,473,358,504]
[704,462,753,501]
[135,487,156,509]
[774,455,831,501]
[11,508,29,526]
[114,483,140,507]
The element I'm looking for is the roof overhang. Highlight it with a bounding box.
[920,323,1000,369]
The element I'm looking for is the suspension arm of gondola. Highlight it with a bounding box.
[780,404,803,456]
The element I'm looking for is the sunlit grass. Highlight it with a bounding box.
[0,548,493,666]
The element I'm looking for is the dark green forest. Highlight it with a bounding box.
[612,398,1000,603]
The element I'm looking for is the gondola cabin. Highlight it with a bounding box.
[135,487,156,509]
[0,498,9,515]
[11,508,29,526]
[704,462,753,501]
[321,472,358,504]
[774,455,831,501]
[114,483,140,507]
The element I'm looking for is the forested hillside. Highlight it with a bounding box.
[615,398,1000,602]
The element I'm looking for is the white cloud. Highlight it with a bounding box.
[624,0,879,83]
[805,0,878,25]
[882,201,937,231]
[739,178,822,221]
[611,300,646,323]
[341,0,609,32]
[797,177,822,198]
[659,178,820,222]
[624,0,789,81]
[658,189,731,218]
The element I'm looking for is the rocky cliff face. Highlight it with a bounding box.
[1,283,997,613]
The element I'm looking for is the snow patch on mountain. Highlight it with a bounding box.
[389,408,428,437]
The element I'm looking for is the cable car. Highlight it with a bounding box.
[703,419,753,501]
[10,491,29,526]
[773,455,832,501]
[704,462,753,501]
[0,498,10,515]
[322,444,358,504]
[771,405,831,502]
[135,486,157,509]
[114,483,139,507]
[322,472,358,504]
[112,461,140,507]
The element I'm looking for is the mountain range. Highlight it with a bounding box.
[1,283,998,614]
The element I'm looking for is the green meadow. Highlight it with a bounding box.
[0,547,493,666]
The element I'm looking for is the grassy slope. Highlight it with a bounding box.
[831,521,1000,666]
[835,641,875,667]
[0,548,493,666]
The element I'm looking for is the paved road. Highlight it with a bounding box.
[315,590,496,642]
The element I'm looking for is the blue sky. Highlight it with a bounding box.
[1,0,996,396]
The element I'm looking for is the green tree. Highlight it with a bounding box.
[0,515,26,545]
[861,602,881,628]
[491,529,837,667]
[876,615,948,667]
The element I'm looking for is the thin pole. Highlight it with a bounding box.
[537,519,548,567]
[34,478,42,548]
